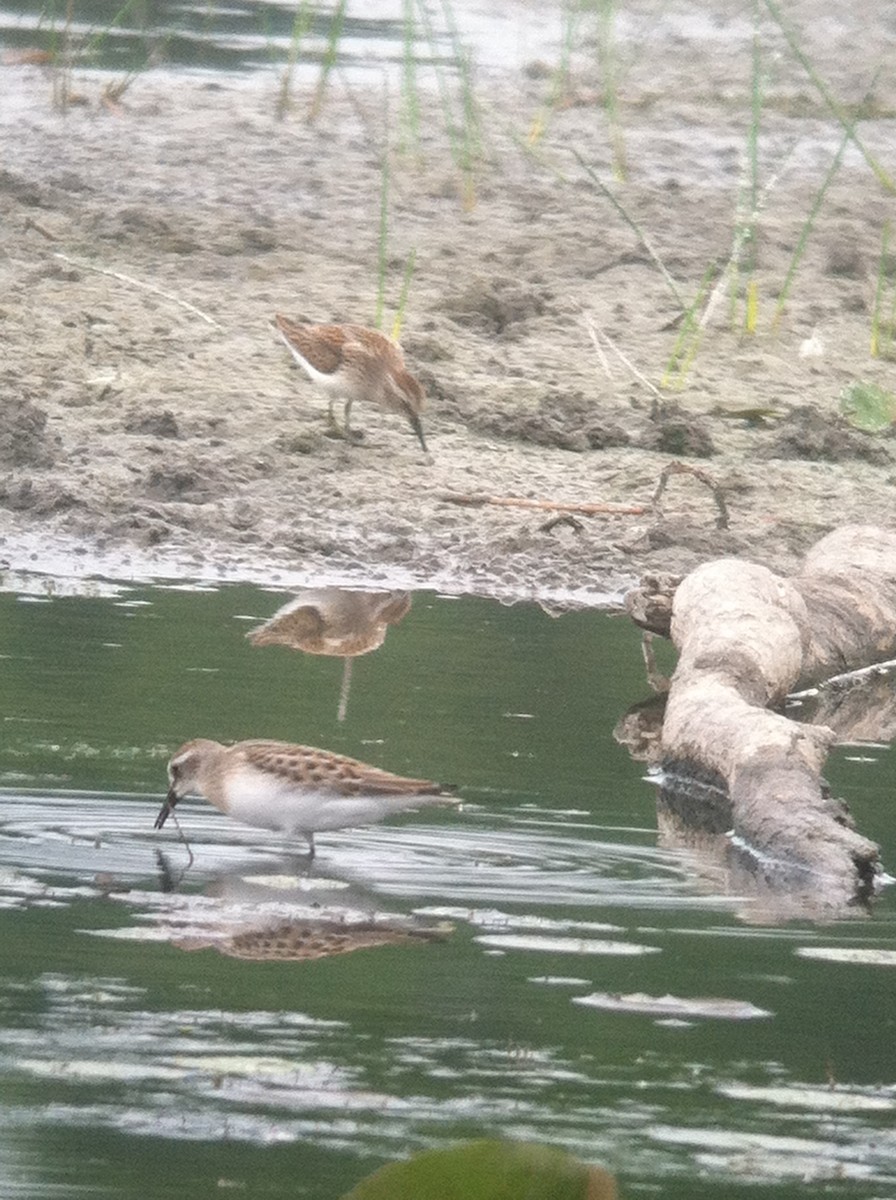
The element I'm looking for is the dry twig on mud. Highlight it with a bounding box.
[438,493,647,516]
[24,217,59,241]
[652,460,730,529]
[584,313,664,404]
[53,252,222,328]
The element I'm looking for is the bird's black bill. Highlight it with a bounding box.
[154,787,179,830]
[409,412,428,454]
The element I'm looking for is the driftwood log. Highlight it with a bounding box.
[627,525,896,918]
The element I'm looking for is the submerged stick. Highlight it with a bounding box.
[168,808,195,869]
[788,656,896,700]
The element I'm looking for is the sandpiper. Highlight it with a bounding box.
[274,316,428,452]
[154,737,457,857]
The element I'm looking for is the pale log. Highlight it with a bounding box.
[659,525,896,915]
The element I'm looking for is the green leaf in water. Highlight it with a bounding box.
[839,381,896,432]
[339,1139,618,1200]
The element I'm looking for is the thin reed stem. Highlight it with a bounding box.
[308,0,347,122]
[414,0,482,207]
[762,0,894,193]
[375,137,390,332]
[276,1,312,120]
[771,130,848,329]
[597,0,627,181]
[661,264,718,389]
[572,148,684,308]
[870,222,893,358]
[399,0,421,155]
[746,0,762,268]
[392,249,418,340]
[771,69,881,331]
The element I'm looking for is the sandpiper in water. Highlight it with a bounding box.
[155,737,457,857]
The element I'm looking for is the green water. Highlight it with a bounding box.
[1,1,447,75]
[0,576,895,1199]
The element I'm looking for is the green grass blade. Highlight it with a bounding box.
[276,1,313,120]
[597,0,627,181]
[749,2,760,216]
[442,0,482,205]
[81,0,148,62]
[399,0,420,154]
[661,264,718,389]
[762,0,895,193]
[771,134,844,328]
[528,0,580,145]
[870,221,892,358]
[746,0,762,267]
[309,0,347,122]
[572,148,684,308]
[391,249,417,340]
[772,70,883,328]
[375,143,390,332]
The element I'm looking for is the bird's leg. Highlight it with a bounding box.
[326,398,342,436]
[324,397,362,443]
[342,397,364,444]
[408,411,428,455]
[305,832,316,859]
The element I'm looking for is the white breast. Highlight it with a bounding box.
[221,765,425,836]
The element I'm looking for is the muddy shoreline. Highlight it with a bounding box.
[2,5,895,603]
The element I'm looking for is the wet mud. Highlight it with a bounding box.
[2,2,895,602]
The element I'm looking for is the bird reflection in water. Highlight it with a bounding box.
[246,587,412,721]
[154,849,452,961]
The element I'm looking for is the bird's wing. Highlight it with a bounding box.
[342,325,406,369]
[275,316,346,374]
[245,604,327,651]
[237,740,442,797]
